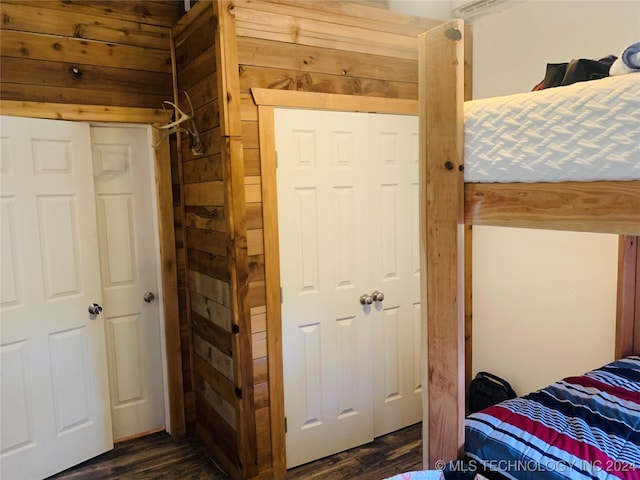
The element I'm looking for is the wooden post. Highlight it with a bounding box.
[616,236,640,358]
[418,19,466,467]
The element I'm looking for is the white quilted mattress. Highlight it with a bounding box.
[464,73,640,183]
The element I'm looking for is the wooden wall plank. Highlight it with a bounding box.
[235,0,440,36]
[193,312,234,358]
[194,353,236,406]
[0,1,171,49]
[255,407,272,472]
[176,47,217,92]
[182,154,224,184]
[174,10,216,70]
[189,269,231,307]
[419,20,466,467]
[1,57,172,97]
[188,249,231,283]
[2,0,182,28]
[248,254,265,282]
[184,180,225,206]
[184,206,228,233]
[239,65,417,98]
[235,7,417,60]
[237,37,418,83]
[0,30,172,73]
[1,83,166,109]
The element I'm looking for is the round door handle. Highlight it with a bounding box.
[144,291,156,303]
[372,291,384,302]
[88,303,103,315]
[360,294,373,305]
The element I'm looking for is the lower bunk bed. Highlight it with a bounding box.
[387,357,640,480]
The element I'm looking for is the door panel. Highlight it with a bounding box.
[370,115,422,437]
[90,126,165,440]
[276,109,421,468]
[0,116,113,479]
[277,109,373,468]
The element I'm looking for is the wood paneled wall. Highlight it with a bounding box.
[172,3,257,478]
[237,2,439,478]
[0,0,180,108]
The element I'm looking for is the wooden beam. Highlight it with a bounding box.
[464,181,640,236]
[251,88,417,113]
[152,130,186,436]
[0,100,166,123]
[215,0,243,136]
[616,236,640,358]
[419,19,466,467]
[257,104,286,479]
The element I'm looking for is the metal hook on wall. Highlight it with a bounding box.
[152,91,205,156]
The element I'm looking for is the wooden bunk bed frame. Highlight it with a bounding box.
[418,20,640,468]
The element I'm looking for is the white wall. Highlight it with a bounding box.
[389,0,638,395]
[471,0,638,395]
[388,0,451,20]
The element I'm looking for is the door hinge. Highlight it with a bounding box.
[235,386,242,399]
[285,416,287,433]
[280,287,283,304]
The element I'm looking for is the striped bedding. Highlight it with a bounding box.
[465,357,640,480]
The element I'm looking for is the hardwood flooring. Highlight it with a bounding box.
[49,422,422,480]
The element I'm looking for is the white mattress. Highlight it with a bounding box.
[463,73,640,183]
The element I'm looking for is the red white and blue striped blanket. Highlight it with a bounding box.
[465,356,640,480]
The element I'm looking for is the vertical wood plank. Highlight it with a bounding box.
[419,19,466,467]
[257,104,287,478]
[616,236,640,358]
[171,30,197,428]
[463,24,474,410]
[215,0,243,136]
[225,136,258,478]
[152,129,186,435]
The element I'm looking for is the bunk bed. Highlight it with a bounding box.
[414,19,640,480]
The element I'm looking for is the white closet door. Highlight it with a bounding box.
[276,109,421,468]
[368,114,422,437]
[90,125,165,440]
[0,116,113,479]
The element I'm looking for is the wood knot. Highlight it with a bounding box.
[444,161,454,171]
[445,28,462,41]
[70,66,82,79]
[73,24,85,38]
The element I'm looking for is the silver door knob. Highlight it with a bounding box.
[360,294,373,305]
[88,303,103,315]
[143,291,156,303]
[372,291,384,302]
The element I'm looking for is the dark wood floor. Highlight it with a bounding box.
[49,422,422,480]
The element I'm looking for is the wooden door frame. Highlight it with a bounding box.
[0,100,186,436]
[252,89,425,476]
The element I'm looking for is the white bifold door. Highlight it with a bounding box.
[0,117,165,479]
[0,117,113,479]
[276,109,422,468]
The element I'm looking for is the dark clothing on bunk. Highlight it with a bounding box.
[532,55,616,91]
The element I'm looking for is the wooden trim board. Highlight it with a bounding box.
[251,88,418,114]
[0,100,167,124]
